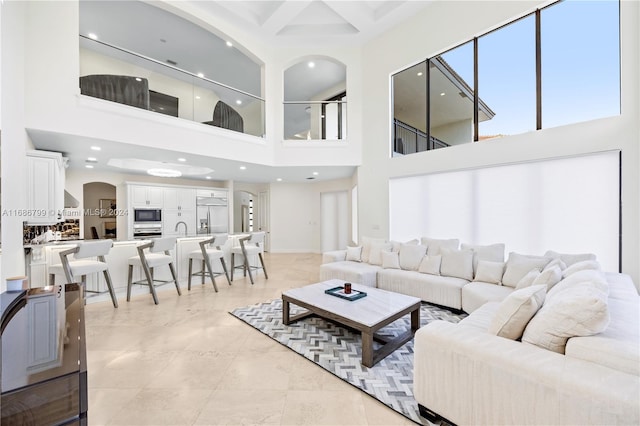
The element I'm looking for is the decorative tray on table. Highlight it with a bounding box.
[324,286,367,301]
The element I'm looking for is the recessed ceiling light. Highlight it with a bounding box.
[86,157,97,162]
[88,33,98,40]
[417,72,423,76]
[135,77,142,82]
[177,158,186,162]
[206,176,212,179]
[276,178,282,182]
[197,73,204,78]
[85,165,94,169]
[308,61,315,68]
[312,172,319,176]
[195,96,201,100]
[147,168,182,177]
[440,92,446,96]
[239,166,246,170]
[226,41,233,47]
[235,100,242,105]
[90,146,101,151]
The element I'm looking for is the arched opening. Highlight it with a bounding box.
[83,182,117,239]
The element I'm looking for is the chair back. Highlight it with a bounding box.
[248,232,265,246]
[150,237,177,253]
[210,233,228,248]
[75,239,113,259]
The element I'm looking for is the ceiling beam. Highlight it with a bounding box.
[322,1,375,33]
[261,1,313,34]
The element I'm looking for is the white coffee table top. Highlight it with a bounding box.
[282,279,421,327]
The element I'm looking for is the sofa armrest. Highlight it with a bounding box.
[322,250,346,264]
[414,321,639,425]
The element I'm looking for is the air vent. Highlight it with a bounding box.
[306,177,316,180]
[166,59,177,66]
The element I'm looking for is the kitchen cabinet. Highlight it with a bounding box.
[163,187,196,236]
[130,185,163,208]
[26,151,65,224]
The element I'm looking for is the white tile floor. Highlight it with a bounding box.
[85,253,414,425]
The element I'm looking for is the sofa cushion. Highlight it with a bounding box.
[488,285,546,340]
[461,282,514,313]
[522,285,610,353]
[531,265,563,291]
[547,269,609,300]
[319,261,381,287]
[544,250,596,267]
[418,255,441,275]
[459,301,499,330]
[562,259,601,278]
[543,258,567,272]
[322,250,346,263]
[461,242,505,274]
[565,297,640,376]
[502,252,552,288]
[361,237,387,263]
[473,260,504,285]
[605,272,639,300]
[399,244,427,271]
[346,246,363,262]
[368,242,393,265]
[421,237,460,256]
[377,269,468,309]
[515,269,541,290]
[440,248,474,281]
[390,239,419,252]
[381,251,400,269]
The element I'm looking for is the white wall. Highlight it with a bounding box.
[359,0,640,283]
[432,118,473,146]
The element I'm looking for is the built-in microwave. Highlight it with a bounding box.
[134,208,162,223]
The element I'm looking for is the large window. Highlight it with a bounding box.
[391,0,620,156]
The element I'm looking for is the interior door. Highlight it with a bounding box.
[257,191,270,251]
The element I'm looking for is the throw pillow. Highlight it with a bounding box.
[368,242,393,266]
[440,248,474,281]
[390,239,419,252]
[381,251,400,269]
[522,285,610,353]
[421,237,460,256]
[488,285,546,340]
[547,269,609,301]
[543,258,567,272]
[473,260,504,284]
[418,255,441,275]
[544,250,596,267]
[531,265,563,291]
[461,242,505,274]
[562,260,601,278]
[346,246,363,262]
[501,252,552,288]
[399,244,428,271]
[360,237,387,263]
[515,269,541,290]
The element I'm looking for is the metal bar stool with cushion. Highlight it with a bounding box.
[187,234,231,292]
[126,237,181,305]
[48,239,118,308]
[230,232,268,285]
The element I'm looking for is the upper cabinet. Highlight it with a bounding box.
[130,185,163,208]
[26,150,65,224]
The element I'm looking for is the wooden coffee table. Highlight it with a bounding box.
[282,279,421,367]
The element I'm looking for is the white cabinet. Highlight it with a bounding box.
[130,185,163,208]
[163,187,196,236]
[27,289,64,373]
[26,150,65,224]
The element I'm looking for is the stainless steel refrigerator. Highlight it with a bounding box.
[196,190,229,234]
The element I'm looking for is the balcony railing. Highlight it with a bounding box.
[284,100,347,140]
[79,35,265,137]
[393,119,448,155]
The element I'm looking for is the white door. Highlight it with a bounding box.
[321,191,348,252]
[257,191,270,251]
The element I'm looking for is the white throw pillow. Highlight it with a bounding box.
[418,255,441,275]
[473,260,504,284]
[360,237,386,263]
[547,269,609,300]
[501,253,552,288]
[544,250,596,267]
[461,242,505,274]
[399,244,427,271]
[543,258,567,272]
[421,237,460,256]
[522,285,610,354]
[346,246,363,262]
[368,242,393,266]
[390,239,419,252]
[562,260,602,278]
[515,269,541,290]
[488,285,546,340]
[381,251,400,269]
[531,265,563,291]
[439,248,474,281]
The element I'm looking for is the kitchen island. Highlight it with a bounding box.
[24,234,253,299]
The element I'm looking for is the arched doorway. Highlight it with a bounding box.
[83,182,117,239]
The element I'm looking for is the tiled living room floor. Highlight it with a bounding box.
[85,253,415,425]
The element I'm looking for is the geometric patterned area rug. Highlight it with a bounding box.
[230,299,466,425]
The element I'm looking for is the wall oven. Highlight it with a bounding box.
[133,208,162,223]
[133,223,162,239]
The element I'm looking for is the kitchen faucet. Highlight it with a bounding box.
[175,221,188,236]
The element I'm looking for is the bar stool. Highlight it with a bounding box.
[48,239,118,308]
[126,237,180,305]
[230,232,268,285]
[187,234,231,292]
